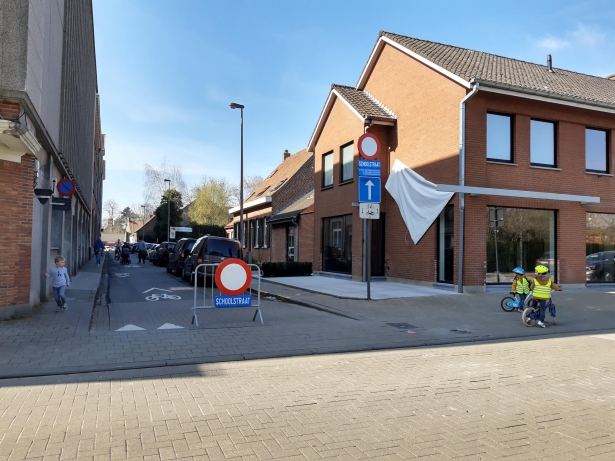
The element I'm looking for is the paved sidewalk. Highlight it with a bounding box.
[2,253,615,379]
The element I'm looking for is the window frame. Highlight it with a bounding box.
[530,118,557,168]
[340,142,354,183]
[585,127,609,174]
[486,112,514,163]
[322,151,334,188]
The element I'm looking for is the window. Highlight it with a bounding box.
[250,221,256,248]
[586,128,608,173]
[256,218,265,247]
[323,152,333,187]
[586,213,615,283]
[486,207,556,283]
[264,220,270,248]
[531,119,556,167]
[270,179,287,193]
[256,186,270,197]
[265,169,277,179]
[322,215,352,273]
[487,113,512,162]
[438,206,454,283]
[287,227,295,262]
[341,142,354,181]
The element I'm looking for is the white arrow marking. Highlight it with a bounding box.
[157,323,184,330]
[116,324,146,331]
[365,180,374,200]
[142,287,173,293]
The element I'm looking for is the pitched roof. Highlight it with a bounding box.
[268,189,314,224]
[331,84,396,121]
[373,31,615,109]
[231,149,312,214]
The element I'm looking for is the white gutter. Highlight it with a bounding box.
[457,82,479,294]
[228,196,272,214]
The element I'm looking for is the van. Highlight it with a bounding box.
[182,236,242,285]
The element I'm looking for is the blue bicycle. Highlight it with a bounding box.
[501,292,530,312]
[522,295,556,326]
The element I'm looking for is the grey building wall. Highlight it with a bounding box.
[0,0,29,91]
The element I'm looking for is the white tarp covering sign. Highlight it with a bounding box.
[385,159,454,245]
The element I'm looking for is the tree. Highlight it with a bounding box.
[142,157,194,211]
[229,175,264,206]
[189,176,234,226]
[153,189,183,241]
[119,207,139,229]
[103,200,120,231]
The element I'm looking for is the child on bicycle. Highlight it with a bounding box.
[529,265,562,328]
[510,267,532,311]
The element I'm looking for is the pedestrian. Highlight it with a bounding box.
[93,237,105,267]
[137,237,148,264]
[43,255,71,312]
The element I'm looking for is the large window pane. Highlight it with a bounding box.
[438,206,454,283]
[586,128,608,173]
[323,152,333,187]
[586,213,615,283]
[486,207,556,283]
[531,120,555,166]
[487,113,512,161]
[322,215,352,273]
[341,143,354,181]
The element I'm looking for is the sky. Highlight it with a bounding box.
[93,0,615,212]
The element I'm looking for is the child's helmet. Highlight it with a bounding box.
[512,267,525,275]
[535,265,549,274]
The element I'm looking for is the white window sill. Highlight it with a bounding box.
[529,165,561,171]
[486,160,517,166]
[586,171,613,177]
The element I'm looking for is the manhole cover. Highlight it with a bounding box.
[387,323,417,329]
[451,329,471,334]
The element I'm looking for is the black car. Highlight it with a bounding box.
[167,238,197,276]
[586,251,615,282]
[182,236,242,286]
[152,241,176,267]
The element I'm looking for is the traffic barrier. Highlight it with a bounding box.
[191,259,263,327]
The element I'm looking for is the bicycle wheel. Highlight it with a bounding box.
[522,308,537,327]
[501,296,517,312]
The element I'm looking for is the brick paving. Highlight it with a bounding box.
[2,334,615,460]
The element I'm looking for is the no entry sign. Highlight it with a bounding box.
[358,132,380,160]
[215,258,252,296]
[57,178,76,197]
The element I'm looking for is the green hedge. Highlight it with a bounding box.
[261,262,312,277]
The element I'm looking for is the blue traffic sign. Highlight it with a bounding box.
[358,168,381,177]
[358,176,381,203]
[358,160,381,168]
[214,295,252,307]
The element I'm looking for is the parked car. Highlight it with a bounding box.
[167,238,196,276]
[586,251,615,282]
[147,244,159,261]
[536,251,555,269]
[152,241,176,267]
[182,236,242,286]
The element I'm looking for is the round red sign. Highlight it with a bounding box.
[358,132,380,160]
[57,178,76,197]
[215,258,252,295]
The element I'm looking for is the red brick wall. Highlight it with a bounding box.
[271,226,287,262]
[463,92,615,285]
[0,155,35,306]
[0,102,20,119]
[298,212,314,264]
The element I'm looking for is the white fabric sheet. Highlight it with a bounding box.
[385,159,454,245]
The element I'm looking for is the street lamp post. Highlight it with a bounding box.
[164,179,171,241]
[141,205,146,240]
[229,102,244,250]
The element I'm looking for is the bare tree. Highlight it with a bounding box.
[229,175,264,206]
[142,157,193,210]
[103,199,120,225]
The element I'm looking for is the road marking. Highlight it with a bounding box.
[116,273,130,277]
[143,287,173,293]
[116,324,146,331]
[145,293,182,301]
[158,323,184,330]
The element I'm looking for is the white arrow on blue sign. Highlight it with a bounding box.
[358,176,381,203]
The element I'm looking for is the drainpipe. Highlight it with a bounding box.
[291,216,299,261]
[457,81,479,293]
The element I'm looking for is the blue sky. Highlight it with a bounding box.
[93,0,615,211]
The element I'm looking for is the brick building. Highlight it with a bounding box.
[309,31,615,291]
[0,0,104,317]
[228,149,314,264]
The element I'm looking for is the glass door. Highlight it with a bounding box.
[438,206,454,283]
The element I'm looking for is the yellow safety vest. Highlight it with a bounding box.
[515,277,531,295]
[532,279,552,299]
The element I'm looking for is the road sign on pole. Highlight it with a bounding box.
[359,203,380,219]
[358,176,381,203]
[358,133,380,160]
[56,178,76,197]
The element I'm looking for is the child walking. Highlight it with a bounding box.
[44,256,71,312]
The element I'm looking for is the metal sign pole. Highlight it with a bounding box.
[366,219,371,300]
[494,222,500,283]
